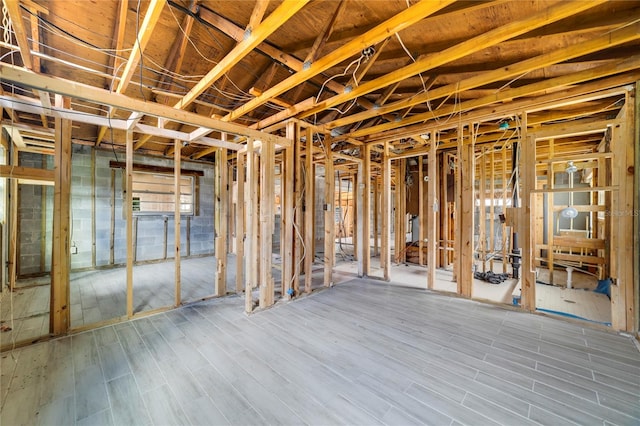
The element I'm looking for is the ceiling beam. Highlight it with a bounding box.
[247,0,270,32]
[327,17,640,133]
[174,0,309,111]
[355,54,640,141]
[303,0,346,65]
[223,0,456,123]
[116,0,166,93]
[361,71,638,145]
[97,0,163,146]
[300,0,607,120]
[4,0,33,69]
[0,63,291,146]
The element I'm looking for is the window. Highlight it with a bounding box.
[131,171,194,215]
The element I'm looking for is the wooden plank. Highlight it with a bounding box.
[174,140,182,306]
[176,0,309,110]
[293,124,302,295]
[91,149,96,267]
[259,136,275,307]
[126,130,134,318]
[282,122,295,298]
[50,113,72,334]
[0,64,291,147]
[8,179,18,291]
[304,127,314,293]
[489,149,495,272]
[458,126,474,297]
[215,147,228,297]
[520,114,537,312]
[418,155,424,266]
[427,139,437,289]
[552,252,606,265]
[226,0,454,121]
[116,0,165,93]
[5,0,33,69]
[382,142,391,281]
[324,146,334,287]
[634,81,640,334]
[479,147,487,273]
[235,152,245,294]
[362,144,371,276]
[440,152,449,268]
[110,169,115,265]
[372,175,378,259]
[0,165,54,181]
[546,141,555,285]
[611,98,635,331]
[304,0,346,65]
[245,140,258,313]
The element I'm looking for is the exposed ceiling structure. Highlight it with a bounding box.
[1,0,639,163]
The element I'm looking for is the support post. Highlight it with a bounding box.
[324,146,334,287]
[174,140,182,306]
[245,140,257,313]
[215,147,228,296]
[235,152,245,294]
[304,127,314,292]
[519,113,537,311]
[418,155,424,266]
[259,139,275,307]
[51,114,72,334]
[125,129,134,318]
[427,137,437,289]
[382,142,391,280]
[458,125,474,297]
[282,122,295,297]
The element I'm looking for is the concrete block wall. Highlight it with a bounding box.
[16,147,215,274]
[17,152,52,276]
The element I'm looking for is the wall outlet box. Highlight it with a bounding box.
[71,246,78,254]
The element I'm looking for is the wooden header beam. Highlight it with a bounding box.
[0,64,291,146]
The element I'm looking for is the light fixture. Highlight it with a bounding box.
[420,133,430,140]
[560,206,579,219]
[565,161,578,174]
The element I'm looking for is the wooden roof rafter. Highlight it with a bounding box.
[356,55,640,143]
[298,0,608,121]
[174,0,309,112]
[327,18,640,134]
[224,0,457,123]
[95,0,166,146]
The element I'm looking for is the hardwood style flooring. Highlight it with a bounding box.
[2,278,639,426]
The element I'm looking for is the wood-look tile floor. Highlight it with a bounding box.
[2,278,639,426]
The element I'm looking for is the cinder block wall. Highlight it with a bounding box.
[16,147,215,275]
[17,152,52,276]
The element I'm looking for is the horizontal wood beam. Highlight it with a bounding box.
[0,164,54,181]
[108,161,204,176]
[0,64,290,146]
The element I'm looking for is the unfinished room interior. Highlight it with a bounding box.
[1,0,640,424]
